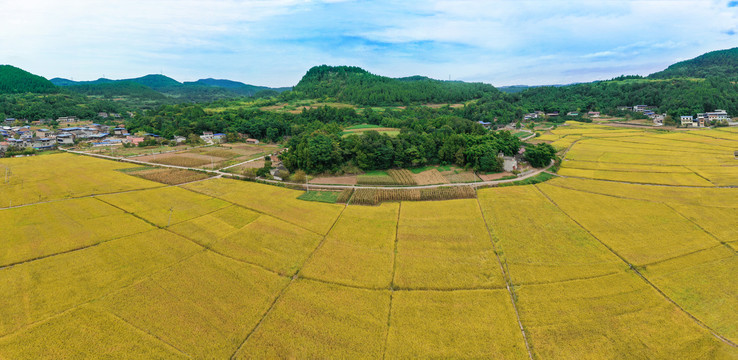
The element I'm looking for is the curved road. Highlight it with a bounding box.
[60,148,555,190]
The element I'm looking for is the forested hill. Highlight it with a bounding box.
[648,47,738,79]
[52,74,181,90]
[0,65,57,94]
[292,65,499,106]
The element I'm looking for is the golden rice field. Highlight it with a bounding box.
[0,122,736,360]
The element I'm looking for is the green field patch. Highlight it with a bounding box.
[297,190,341,203]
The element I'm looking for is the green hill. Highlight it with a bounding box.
[649,47,738,79]
[65,82,167,100]
[0,65,57,94]
[292,65,499,106]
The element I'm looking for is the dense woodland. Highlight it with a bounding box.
[291,65,499,106]
[0,66,56,94]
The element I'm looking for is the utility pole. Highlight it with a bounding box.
[168,207,173,227]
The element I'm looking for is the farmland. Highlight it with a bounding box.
[0,120,737,360]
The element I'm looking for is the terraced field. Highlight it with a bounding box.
[0,123,736,359]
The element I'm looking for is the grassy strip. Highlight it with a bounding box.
[409,165,454,174]
[297,191,341,204]
[345,124,383,130]
[496,172,554,187]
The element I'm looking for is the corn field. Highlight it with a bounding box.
[350,186,477,205]
[387,169,417,185]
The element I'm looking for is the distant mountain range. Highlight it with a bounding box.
[3,46,738,106]
[48,74,289,101]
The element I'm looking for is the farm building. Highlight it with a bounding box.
[245,138,260,145]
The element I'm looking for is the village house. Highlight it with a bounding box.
[97,112,109,118]
[546,111,560,117]
[174,136,187,144]
[125,136,145,146]
[477,120,492,129]
[113,127,129,136]
[498,152,518,172]
[56,133,75,145]
[212,133,226,143]
[200,131,214,143]
[32,137,56,150]
[245,138,260,145]
[35,129,53,138]
[633,105,649,112]
[680,116,695,127]
[567,112,579,116]
[587,111,600,118]
[57,116,78,123]
[706,110,729,122]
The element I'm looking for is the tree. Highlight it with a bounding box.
[524,143,556,168]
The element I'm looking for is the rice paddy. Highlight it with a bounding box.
[0,121,736,359]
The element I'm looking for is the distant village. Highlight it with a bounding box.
[519,105,736,128]
[0,114,262,156]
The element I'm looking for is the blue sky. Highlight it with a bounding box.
[2,0,738,87]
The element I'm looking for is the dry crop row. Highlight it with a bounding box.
[350,186,476,205]
[387,169,417,185]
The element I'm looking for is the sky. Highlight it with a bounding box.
[2,0,738,87]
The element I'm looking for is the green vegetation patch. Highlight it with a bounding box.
[345,124,383,130]
[496,172,555,187]
[409,165,453,174]
[297,191,341,203]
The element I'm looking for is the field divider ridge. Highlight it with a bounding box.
[533,185,737,348]
[0,226,157,271]
[382,201,401,360]
[0,246,207,342]
[229,202,349,359]
[661,203,738,256]
[475,197,534,360]
[103,308,192,358]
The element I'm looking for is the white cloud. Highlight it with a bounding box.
[1,0,738,86]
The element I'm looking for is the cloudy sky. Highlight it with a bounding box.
[2,0,738,87]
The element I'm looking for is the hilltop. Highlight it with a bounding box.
[0,65,57,94]
[292,65,499,106]
[52,74,288,102]
[648,47,738,79]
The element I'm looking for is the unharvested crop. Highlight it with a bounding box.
[387,169,416,185]
[183,178,343,235]
[478,186,624,284]
[350,186,475,205]
[516,272,735,358]
[97,186,230,227]
[394,199,504,289]
[95,251,289,359]
[0,153,160,207]
[301,203,399,288]
[537,183,721,265]
[0,197,153,266]
[386,290,528,359]
[237,280,390,359]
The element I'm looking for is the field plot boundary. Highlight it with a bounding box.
[662,203,738,256]
[382,202,402,360]
[534,185,738,348]
[229,203,348,359]
[0,239,207,345]
[552,172,738,188]
[103,308,190,357]
[475,198,534,360]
